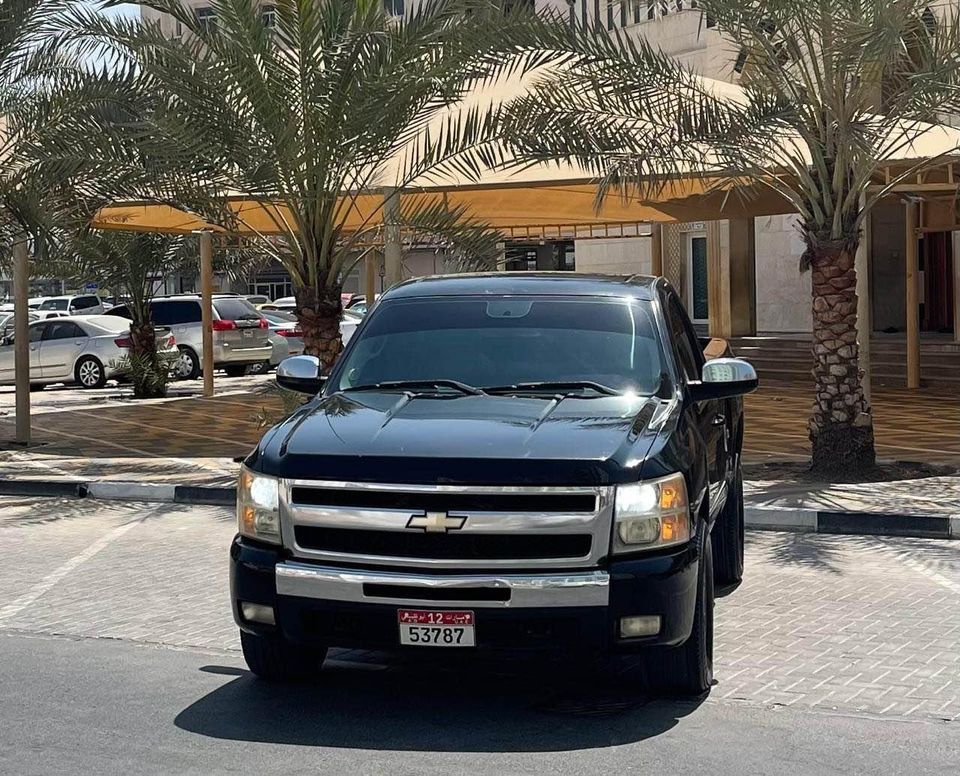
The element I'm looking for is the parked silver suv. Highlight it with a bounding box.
[106,295,272,379]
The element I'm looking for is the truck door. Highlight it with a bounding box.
[666,296,727,510]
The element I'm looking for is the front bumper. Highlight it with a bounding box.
[230,536,699,653]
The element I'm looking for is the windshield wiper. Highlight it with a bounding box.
[341,379,486,396]
[483,381,620,397]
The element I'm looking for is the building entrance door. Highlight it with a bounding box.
[921,232,954,334]
[687,233,709,323]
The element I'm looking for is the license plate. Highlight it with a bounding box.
[398,609,475,647]
[242,329,253,338]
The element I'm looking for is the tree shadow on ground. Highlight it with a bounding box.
[178,654,705,752]
[747,531,847,574]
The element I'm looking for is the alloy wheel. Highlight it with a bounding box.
[79,360,101,387]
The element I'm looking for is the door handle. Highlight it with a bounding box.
[712,414,726,426]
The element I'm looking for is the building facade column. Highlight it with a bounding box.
[707,218,756,338]
[855,204,872,401]
[905,201,920,389]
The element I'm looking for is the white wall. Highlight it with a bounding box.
[754,215,811,333]
[574,237,651,275]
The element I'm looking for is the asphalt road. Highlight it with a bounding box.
[1,496,959,775]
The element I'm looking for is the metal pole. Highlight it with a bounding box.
[905,202,920,389]
[855,198,872,402]
[13,239,30,445]
[383,187,402,289]
[650,223,663,276]
[199,231,215,398]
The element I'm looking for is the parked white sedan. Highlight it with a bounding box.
[0,315,177,389]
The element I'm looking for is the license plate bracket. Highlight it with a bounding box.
[398,609,475,647]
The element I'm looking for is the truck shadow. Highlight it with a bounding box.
[176,654,705,752]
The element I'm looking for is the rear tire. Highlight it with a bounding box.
[644,534,714,698]
[176,346,200,380]
[75,356,107,389]
[713,463,745,586]
[240,630,325,682]
[224,364,248,377]
[29,383,46,392]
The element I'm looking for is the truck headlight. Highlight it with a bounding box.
[614,473,690,553]
[238,466,281,544]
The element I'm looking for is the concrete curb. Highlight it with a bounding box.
[745,506,959,540]
[1,477,956,540]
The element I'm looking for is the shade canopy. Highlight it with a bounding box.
[90,68,960,236]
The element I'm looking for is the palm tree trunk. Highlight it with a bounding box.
[808,241,876,475]
[295,285,343,371]
[130,318,167,399]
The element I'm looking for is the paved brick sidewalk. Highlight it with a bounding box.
[1,497,958,722]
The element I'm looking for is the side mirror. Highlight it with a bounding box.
[688,357,758,401]
[276,355,326,395]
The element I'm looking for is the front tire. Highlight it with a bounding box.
[713,463,745,586]
[645,534,714,697]
[75,356,107,389]
[240,630,325,682]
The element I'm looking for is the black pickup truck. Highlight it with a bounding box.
[231,273,757,696]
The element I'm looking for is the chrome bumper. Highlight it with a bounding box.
[275,562,610,609]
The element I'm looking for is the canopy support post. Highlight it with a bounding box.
[365,251,378,305]
[13,238,30,445]
[383,188,402,289]
[855,199,872,402]
[199,231,215,398]
[905,201,920,389]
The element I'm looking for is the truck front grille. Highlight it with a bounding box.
[294,526,592,561]
[282,479,614,570]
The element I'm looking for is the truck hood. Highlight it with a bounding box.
[253,391,671,485]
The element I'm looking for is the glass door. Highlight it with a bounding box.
[687,234,709,323]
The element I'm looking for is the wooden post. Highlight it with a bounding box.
[650,223,663,276]
[855,200,872,402]
[905,202,920,389]
[13,239,30,445]
[199,231,215,398]
[365,252,377,304]
[706,220,729,338]
[383,187,402,289]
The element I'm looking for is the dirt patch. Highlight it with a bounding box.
[743,460,957,485]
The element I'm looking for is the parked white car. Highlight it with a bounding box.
[34,294,105,320]
[0,315,178,389]
[252,310,359,373]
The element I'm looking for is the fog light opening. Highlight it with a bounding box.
[240,602,276,626]
[619,615,661,639]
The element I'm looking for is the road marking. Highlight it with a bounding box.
[0,519,141,623]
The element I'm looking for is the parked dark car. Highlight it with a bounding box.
[231,273,757,696]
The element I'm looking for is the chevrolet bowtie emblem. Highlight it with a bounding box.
[406,512,467,533]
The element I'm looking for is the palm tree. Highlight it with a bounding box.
[66,231,189,398]
[504,0,960,475]
[74,0,560,369]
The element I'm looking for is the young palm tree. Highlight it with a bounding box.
[67,231,188,398]
[74,0,560,369]
[505,0,960,474]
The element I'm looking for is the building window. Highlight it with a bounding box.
[383,0,404,16]
[261,4,276,28]
[632,0,642,23]
[607,0,614,29]
[705,13,716,28]
[196,7,216,32]
[620,0,626,26]
[594,0,601,25]
[581,0,588,24]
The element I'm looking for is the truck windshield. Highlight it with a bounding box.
[334,296,664,395]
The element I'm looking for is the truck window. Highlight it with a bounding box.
[335,296,665,394]
[667,297,703,382]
